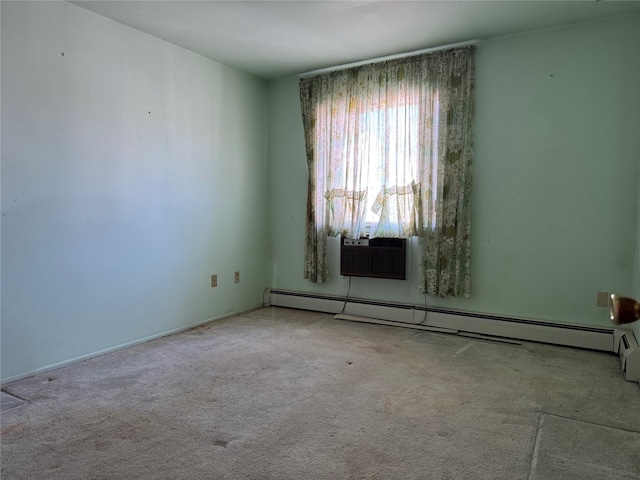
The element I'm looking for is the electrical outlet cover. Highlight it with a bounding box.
[596,291,609,307]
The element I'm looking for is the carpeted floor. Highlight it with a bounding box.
[1,307,639,479]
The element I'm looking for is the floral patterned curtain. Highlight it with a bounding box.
[300,46,475,296]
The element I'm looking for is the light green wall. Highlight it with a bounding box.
[635,181,640,340]
[635,9,640,342]
[635,60,640,341]
[1,2,268,381]
[268,13,640,328]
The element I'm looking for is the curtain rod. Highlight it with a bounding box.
[297,39,478,78]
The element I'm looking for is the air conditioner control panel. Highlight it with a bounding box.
[343,238,370,247]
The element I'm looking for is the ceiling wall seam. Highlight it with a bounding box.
[297,39,479,78]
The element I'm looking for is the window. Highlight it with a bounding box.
[300,46,475,297]
[358,101,439,235]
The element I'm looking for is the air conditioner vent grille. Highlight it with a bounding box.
[340,237,406,280]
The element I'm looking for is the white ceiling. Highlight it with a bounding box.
[72,1,640,79]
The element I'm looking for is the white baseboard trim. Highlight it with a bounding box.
[266,289,614,352]
[1,308,253,385]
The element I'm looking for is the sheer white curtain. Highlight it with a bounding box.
[300,47,474,296]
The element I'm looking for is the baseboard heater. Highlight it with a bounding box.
[613,328,640,382]
[264,288,614,353]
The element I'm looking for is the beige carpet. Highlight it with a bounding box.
[1,307,639,479]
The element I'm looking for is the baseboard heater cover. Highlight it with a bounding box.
[265,289,613,352]
[613,328,640,382]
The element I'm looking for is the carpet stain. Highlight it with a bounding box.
[93,439,111,450]
[214,439,228,448]
[368,346,395,355]
[115,421,140,440]
[347,445,397,478]
[1,423,25,436]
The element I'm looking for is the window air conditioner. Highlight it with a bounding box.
[340,237,406,280]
